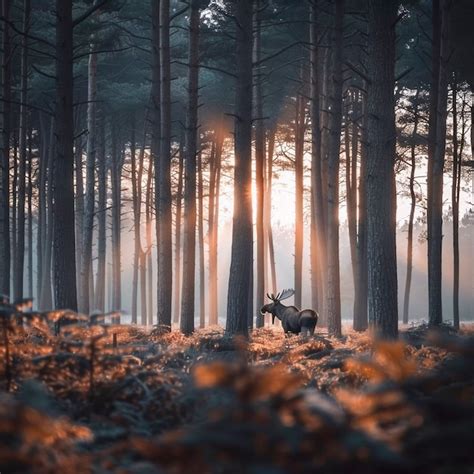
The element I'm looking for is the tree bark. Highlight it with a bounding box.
[27,127,33,298]
[345,92,360,326]
[402,91,420,324]
[226,0,253,336]
[137,129,147,324]
[366,0,398,339]
[181,0,200,335]
[294,86,306,310]
[95,114,107,312]
[11,133,17,286]
[254,0,265,327]
[110,123,122,317]
[26,127,32,298]
[156,0,173,329]
[130,117,139,324]
[149,0,161,326]
[326,0,344,337]
[14,0,31,302]
[353,89,368,331]
[54,0,78,310]
[427,0,450,327]
[319,47,331,322]
[140,251,147,325]
[310,1,325,313]
[39,118,54,310]
[81,26,98,315]
[0,0,11,299]
[37,113,48,302]
[451,82,460,330]
[266,126,277,295]
[208,126,224,326]
[173,142,184,325]
[74,135,84,304]
[146,141,154,325]
[198,151,205,329]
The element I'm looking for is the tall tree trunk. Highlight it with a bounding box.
[366,0,398,339]
[37,113,48,301]
[345,93,360,325]
[427,0,450,327]
[181,0,200,335]
[14,0,31,302]
[402,91,420,324]
[254,0,265,327]
[146,143,154,325]
[247,257,254,330]
[54,0,77,310]
[198,151,205,328]
[344,120,353,281]
[0,0,11,299]
[294,86,306,310]
[27,127,33,298]
[110,123,122,317]
[427,0,440,327]
[319,47,331,322]
[81,28,98,315]
[11,133,17,289]
[310,1,324,313]
[95,114,106,312]
[156,0,173,329]
[130,117,139,324]
[208,138,217,321]
[266,126,277,295]
[39,117,54,310]
[136,128,147,325]
[208,126,223,326]
[226,0,253,336]
[353,89,368,331]
[140,251,147,325]
[326,0,344,337]
[455,92,466,326]
[451,82,460,330]
[173,142,184,325]
[74,136,84,303]
[149,0,161,326]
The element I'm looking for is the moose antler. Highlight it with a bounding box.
[266,289,294,301]
[267,292,280,301]
[278,288,295,301]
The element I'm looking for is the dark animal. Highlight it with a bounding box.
[260,289,318,336]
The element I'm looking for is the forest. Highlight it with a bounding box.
[0,0,473,472]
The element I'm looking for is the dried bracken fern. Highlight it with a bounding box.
[0,310,473,473]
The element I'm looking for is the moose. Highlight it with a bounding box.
[260,289,318,336]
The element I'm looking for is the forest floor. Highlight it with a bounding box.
[0,315,473,474]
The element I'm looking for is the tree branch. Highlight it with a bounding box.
[72,0,110,28]
[173,59,237,79]
[254,42,306,66]
[0,16,54,48]
[73,45,133,60]
[170,4,189,22]
[344,61,371,85]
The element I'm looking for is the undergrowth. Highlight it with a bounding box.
[0,306,473,473]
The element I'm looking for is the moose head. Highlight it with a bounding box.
[260,289,295,325]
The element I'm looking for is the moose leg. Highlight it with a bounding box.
[301,324,316,337]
